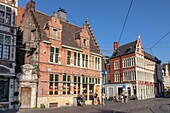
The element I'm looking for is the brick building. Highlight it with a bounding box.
[108,36,162,100]
[0,0,18,109]
[17,1,102,108]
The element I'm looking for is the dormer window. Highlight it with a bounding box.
[83,38,87,47]
[52,29,58,39]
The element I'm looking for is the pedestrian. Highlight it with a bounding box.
[124,92,128,103]
[93,92,98,105]
[77,93,81,106]
[120,93,124,103]
[101,92,105,105]
[81,93,86,106]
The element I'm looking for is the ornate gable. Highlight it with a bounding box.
[136,35,144,55]
[84,19,101,54]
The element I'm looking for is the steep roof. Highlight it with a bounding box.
[111,40,137,58]
[111,40,160,63]
[18,6,101,54]
[60,21,82,49]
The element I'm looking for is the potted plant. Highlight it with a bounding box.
[11,100,20,110]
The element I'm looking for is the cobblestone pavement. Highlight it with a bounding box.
[2,97,170,113]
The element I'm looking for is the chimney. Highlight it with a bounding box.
[57,8,67,21]
[26,0,35,11]
[53,11,57,17]
[114,42,119,50]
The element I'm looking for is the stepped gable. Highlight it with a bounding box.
[85,19,101,54]
[18,5,101,53]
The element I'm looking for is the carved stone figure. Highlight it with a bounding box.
[19,64,37,81]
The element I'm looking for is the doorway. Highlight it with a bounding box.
[118,87,123,95]
[21,87,31,108]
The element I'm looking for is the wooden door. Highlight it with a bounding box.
[95,85,100,104]
[21,87,31,108]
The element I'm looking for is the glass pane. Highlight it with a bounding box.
[52,29,58,39]
[74,76,77,83]
[3,45,10,59]
[63,75,66,81]
[49,74,53,81]
[5,35,11,44]
[55,48,59,53]
[55,54,58,63]
[63,83,66,94]
[50,53,53,62]
[78,76,80,83]
[0,44,2,59]
[0,11,5,23]
[0,4,5,11]
[55,75,58,81]
[67,76,70,82]
[6,7,11,13]
[50,47,54,52]
[6,13,11,25]
[49,82,53,88]
[67,83,70,94]
[0,34,3,43]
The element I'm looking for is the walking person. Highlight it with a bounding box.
[124,92,128,103]
[81,93,86,106]
[93,92,98,105]
[101,92,105,105]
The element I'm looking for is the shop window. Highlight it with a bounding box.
[62,75,71,95]
[49,74,58,95]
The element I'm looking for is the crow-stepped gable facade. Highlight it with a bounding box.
[17,1,102,108]
[109,36,163,100]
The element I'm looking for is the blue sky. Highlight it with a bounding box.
[19,0,170,63]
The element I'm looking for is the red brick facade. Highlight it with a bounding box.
[17,1,102,108]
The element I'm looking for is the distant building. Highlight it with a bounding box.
[107,35,163,100]
[162,63,170,95]
[0,0,18,109]
[17,1,102,108]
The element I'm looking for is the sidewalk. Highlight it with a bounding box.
[2,98,170,113]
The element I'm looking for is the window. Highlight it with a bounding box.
[31,29,36,40]
[49,74,59,95]
[0,34,11,60]
[52,29,58,39]
[114,60,119,69]
[82,54,88,68]
[50,47,59,63]
[95,57,100,70]
[67,50,71,65]
[62,74,71,95]
[74,52,81,67]
[0,4,12,25]
[83,39,87,47]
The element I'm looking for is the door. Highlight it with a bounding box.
[21,87,31,108]
[108,87,113,98]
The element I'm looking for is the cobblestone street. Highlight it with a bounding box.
[2,97,170,113]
